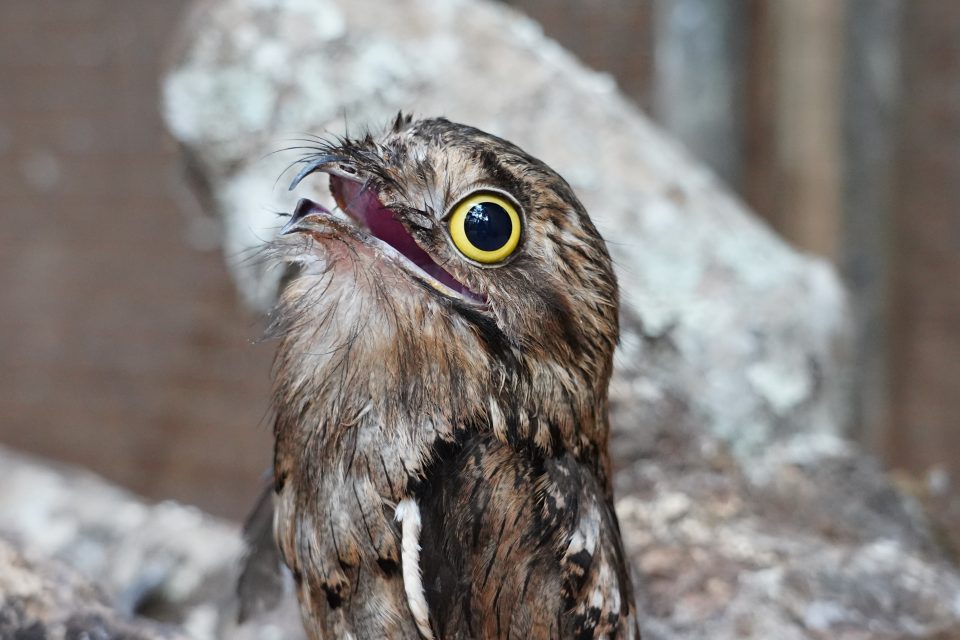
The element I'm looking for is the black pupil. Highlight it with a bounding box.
[463,201,513,252]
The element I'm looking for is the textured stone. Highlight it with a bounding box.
[0,537,187,640]
[0,446,307,640]
[612,426,960,639]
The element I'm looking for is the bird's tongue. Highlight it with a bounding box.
[330,176,477,297]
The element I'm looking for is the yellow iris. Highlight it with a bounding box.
[448,192,522,264]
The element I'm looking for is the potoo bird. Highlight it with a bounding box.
[260,115,638,639]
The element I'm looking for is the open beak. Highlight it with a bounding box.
[282,158,485,304]
[280,198,332,235]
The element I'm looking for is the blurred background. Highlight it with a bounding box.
[0,0,957,522]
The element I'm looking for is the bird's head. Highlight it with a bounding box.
[272,115,618,456]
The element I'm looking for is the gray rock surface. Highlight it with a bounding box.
[0,446,306,640]
[0,537,188,640]
[614,426,960,639]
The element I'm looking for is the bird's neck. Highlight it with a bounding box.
[270,274,611,500]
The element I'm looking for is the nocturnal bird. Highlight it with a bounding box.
[249,114,638,639]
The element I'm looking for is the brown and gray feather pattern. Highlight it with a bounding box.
[259,116,638,639]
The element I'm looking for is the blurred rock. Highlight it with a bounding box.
[0,446,306,640]
[0,537,186,640]
[613,425,960,639]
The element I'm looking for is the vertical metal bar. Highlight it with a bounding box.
[652,0,747,189]
[842,0,904,450]
[771,0,846,258]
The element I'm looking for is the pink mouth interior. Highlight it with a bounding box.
[330,176,482,301]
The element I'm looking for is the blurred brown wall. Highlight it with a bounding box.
[0,1,272,519]
[888,2,960,478]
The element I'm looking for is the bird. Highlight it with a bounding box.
[254,114,638,639]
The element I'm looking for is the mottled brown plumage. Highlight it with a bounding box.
[258,115,637,638]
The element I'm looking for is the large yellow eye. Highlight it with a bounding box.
[448,192,522,264]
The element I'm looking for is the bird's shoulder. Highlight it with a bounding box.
[412,432,638,639]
